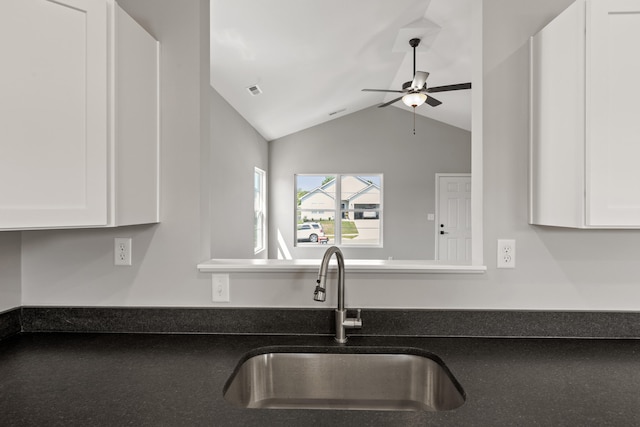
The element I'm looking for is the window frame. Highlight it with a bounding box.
[295,173,383,248]
[254,167,266,254]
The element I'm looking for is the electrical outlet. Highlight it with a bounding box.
[212,274,230,302]
[497,239,516,269]
[114,238,132,266]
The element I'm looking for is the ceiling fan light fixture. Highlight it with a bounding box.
[402,92,427,108]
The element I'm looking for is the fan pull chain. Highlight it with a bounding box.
[413,108,416,135]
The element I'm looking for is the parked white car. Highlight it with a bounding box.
[297,222,328,243]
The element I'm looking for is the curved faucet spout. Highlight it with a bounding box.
[314,246,362,343]
[315,246,345,309]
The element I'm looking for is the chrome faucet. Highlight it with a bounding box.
[314,246,362,343]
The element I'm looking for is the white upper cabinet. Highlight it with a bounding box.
[530,0,640,228]
[0,0,159,230]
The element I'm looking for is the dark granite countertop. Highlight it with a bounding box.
[1,333,640,426]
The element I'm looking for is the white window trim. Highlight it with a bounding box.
[254,167,266,254]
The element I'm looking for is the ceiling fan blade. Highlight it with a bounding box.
[427,82,472,93]
[425,95,442,107]
[362,89,406,93]
[378,96,404,108]
[411,71,429,90]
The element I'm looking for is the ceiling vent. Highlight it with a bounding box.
[246,84,262,96]
[328,108,346,116]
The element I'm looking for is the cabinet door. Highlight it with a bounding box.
[587,0,640,226]
[0,0,108,229]
[113,4,160,226]
[529,0,586,227]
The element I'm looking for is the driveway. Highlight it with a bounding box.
[350,219,380,244]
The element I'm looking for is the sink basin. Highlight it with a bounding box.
[223,346,465,411]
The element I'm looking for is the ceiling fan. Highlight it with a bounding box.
[362,38,471,109]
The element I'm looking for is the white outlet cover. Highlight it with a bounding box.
[497,239,516,269]
[114,238,132,266]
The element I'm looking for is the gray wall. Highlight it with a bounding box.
[0,232,21,312]
[210,87,269,259]
[11,0,640,311]
[269,106,471,260]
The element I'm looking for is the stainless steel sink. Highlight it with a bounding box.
[223,346,465,411]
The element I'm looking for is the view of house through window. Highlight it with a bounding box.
[296,174,382,247]
[254,167,266,254]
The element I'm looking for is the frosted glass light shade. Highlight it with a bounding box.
[402,92,427,107]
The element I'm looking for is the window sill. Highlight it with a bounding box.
[197,259,487,274]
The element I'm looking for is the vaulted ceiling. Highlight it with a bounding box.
[210,0,472,141]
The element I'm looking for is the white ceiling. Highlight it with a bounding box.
[210,0,472,141]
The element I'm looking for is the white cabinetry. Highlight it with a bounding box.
[529,0,640,228]
[0,0,159,230]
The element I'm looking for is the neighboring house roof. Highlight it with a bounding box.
[299,176,380,204]
[348,183,380,202]
[299,187,334,204]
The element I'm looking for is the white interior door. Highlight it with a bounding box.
[436,174,471,262]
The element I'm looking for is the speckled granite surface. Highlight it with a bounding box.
[0,308,20,341]
[16,307,640,338]
[1,333,639,426]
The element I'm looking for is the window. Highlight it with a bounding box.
[254,167,266,254]
[295,174,382,247]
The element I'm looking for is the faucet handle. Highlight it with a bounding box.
[348,308,362,329]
